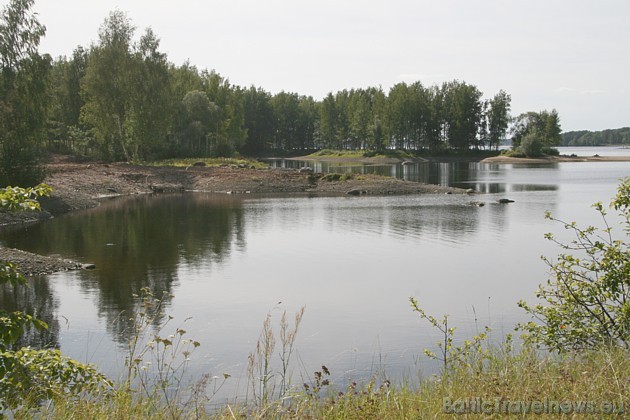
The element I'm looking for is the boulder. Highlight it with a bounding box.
[468,201,485,207]
[347,189,367,196]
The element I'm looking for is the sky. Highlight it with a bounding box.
[21,0,630,132]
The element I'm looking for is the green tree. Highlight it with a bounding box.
[485,90,511,150]
[386,82,414,149]
[202,71,246,157]
[0,0,50,186]
[318,92,338,149]
[271,91,301,151]
[518,178,630,352]
[81,10,135,161]
[441,80,483,151]
[126,27,174,160]
[518,128,544,157]
[511,109,562,150]
[347,88,372,150]
[297,95,318,151]
[175,90,216,156]
[47,47,88,154]
[242,86,274,154]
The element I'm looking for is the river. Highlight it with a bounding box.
[0,146,628,401]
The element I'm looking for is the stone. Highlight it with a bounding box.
[347,189,367,196]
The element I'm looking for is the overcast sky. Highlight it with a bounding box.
[26,0,630,132]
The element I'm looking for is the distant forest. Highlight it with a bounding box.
[561,127,630,146]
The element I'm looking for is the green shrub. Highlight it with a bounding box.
[519,130,544,157]
[500,148,526,158]
[541,146,560,156]
[212,140,235,158]
[518,178,630,352]
[321,173,342,181]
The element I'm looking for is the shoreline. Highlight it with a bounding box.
[481,155,630,164]
[287,152,630,165]
[7,151,626,275]
[0,156,470,275]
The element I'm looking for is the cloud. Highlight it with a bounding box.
[555,86,575,93]
[397,73,449,83]
[555,87,605,95]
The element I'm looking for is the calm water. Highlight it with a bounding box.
[1,147,628,400]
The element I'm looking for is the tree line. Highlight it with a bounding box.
[3,2,565,187]
[562,127,630,147]
[45,10,512,158]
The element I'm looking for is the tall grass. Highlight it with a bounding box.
[16,290,629,419]
[7,292,628,418]
[35,334,628,419]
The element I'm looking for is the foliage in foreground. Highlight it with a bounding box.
[519,177,630,352]
[0,185,112,413]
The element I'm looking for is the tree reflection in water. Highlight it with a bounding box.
[0,193,246,345]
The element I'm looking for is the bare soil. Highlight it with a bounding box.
[0,155,469,275]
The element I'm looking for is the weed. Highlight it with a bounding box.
[123,287,227,418]
[247,307,305,406]
[409,297,491,375]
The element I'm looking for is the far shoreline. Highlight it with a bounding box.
[284,150,630,165]
[481,155,630,164]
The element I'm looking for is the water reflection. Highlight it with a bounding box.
[0,193,246,343]
[0,276,59,350]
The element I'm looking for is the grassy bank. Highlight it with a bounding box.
[35,346,628,419]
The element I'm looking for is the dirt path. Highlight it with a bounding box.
[0,156,470,275]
